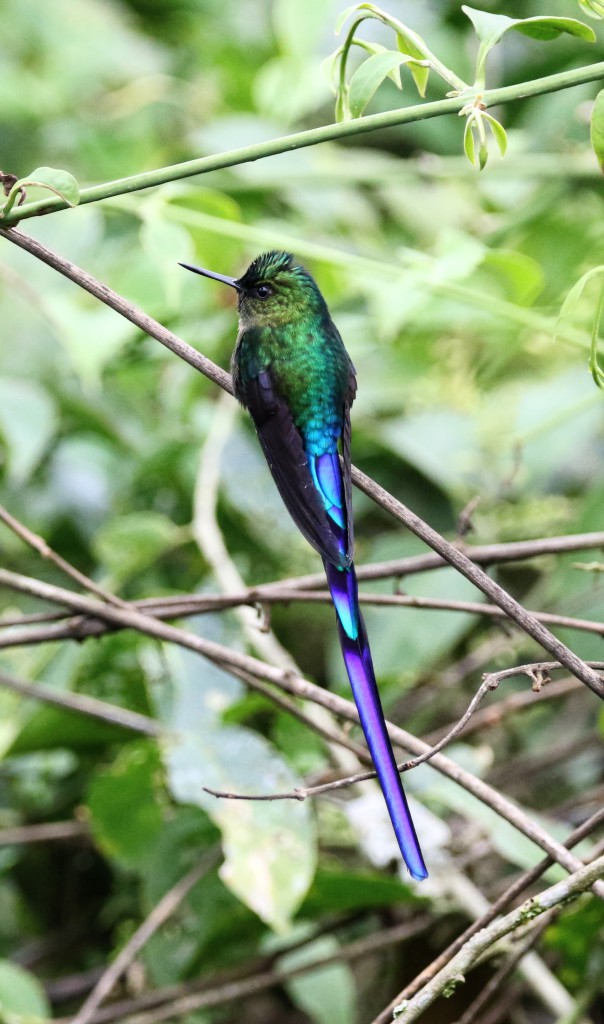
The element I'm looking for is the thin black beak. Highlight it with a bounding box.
[178,262,242,291]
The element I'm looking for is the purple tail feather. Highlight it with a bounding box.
[324,559,428,881]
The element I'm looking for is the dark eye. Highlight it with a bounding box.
[254,283,273,299]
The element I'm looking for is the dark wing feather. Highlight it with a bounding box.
[242,369,350,568]
[341,364,357,560]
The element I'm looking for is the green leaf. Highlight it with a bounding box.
[165,729,317,932]
[348,51,427,118]
[282,936,356,1024]
[396,29,430,96]
[590,89,604,172]
[1,166,80,216]
[562,268,604,388]
[0,377,57,484]
[579,0,604,17]
[335,2,375,35]
[87,742,164,870]
[93,511,185,586]
[160,634,317,933]
[0,959,51,1021]
[557,266,604,333]
[335,84,351,122]
[462,7,594,85]
[513,16,595,42]
[483,112,508,157]
[463,116,477,166]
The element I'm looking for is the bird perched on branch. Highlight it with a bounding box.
[180,250,427,881]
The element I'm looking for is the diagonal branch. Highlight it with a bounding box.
[0,668,161,737]
[387,854,604,1023]
[70,846,221,1024]
[371,805,604,1024]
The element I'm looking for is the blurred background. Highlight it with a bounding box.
[0,1,603,1021]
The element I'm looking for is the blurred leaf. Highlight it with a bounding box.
[590,89,604,172]
[462,6,594,84]
[0,377,57,484]
[87,742,164,870]
[159,629,317,932]
[481,250,544,305]
[282,936,356,1024]
[300,867,417,915]
[348,51,426,118]
[0,959,51,1020]
[1,166,79,216]
[44,294,135,388]
[272,0,329,57]
[382,409,477,491]
[579,0,604,17]
[93,511,185,585]
[165,728,316,933]
[557,266,604,388]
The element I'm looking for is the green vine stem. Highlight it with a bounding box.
[338,6,467,95]
[1,61,604,229]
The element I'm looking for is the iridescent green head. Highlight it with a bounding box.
[179,250,328,328]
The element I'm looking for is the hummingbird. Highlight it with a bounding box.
[180,250,428,881]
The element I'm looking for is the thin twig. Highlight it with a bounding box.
[5,587,604,652]
[56,914,434,1024]
[0,669,162,737]
[202,673,500,802]
[69,846,221,1024]
[0,821,89,845]
[390,855,604,1023]
[371,805,604,1024]
[0,504,129,608]
[423,676,581,746]
[351,466,604,701]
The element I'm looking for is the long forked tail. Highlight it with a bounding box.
[324,559,428,881]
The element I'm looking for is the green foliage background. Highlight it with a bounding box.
[0,1,603,1021]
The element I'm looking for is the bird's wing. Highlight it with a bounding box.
[243,367,351,568]
[341,366,357,560]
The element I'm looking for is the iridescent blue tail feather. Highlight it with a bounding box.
[324,560,428,881]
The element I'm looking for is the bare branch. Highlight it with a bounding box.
[69,846,221,1024]
[202,672,500,802]
[55,914,433,1024]
[351,466,604,701]
[5,587,604,653]
[372,805,604,1024]
[0,821,89,845]
[0,668,162,737]
[0,504,129,608]
[387,855,604,1023]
